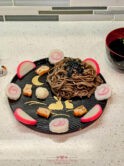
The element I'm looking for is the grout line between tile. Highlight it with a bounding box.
[12,0,15,6]
[113,15,116,21]
[3,15,5,21]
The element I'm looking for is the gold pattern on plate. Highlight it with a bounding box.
[24,101,46,106]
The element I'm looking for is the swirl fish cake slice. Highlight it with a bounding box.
[6,83,21,100]
[49,118,69,133]
[95,84,111,100]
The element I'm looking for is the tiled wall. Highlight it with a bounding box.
[0,0,124,21]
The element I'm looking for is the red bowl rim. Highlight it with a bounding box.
[106,27,124,58]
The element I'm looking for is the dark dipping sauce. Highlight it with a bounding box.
[109,39,124,56]
[107,38,124,70]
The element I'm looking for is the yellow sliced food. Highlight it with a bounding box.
[65,100,74,109]
[48,100,63,110]
[32,75,44,86]
[54,96,58,101]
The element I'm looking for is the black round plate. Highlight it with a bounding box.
[8,58,107,134]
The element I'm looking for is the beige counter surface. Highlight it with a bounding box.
[0,21,124,166]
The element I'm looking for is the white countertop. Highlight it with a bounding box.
[0,21,124,166]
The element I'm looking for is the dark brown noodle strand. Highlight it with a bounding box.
[47,57,103,99]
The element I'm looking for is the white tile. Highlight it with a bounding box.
[108,6,124,10]
[114,14,124,20]
[14,0,69,7]
[94,10,124,14]
[0,6,52,15]
[59,14,114,21]
[70,0,124,6]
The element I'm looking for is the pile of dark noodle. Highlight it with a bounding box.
[47,57,103,99]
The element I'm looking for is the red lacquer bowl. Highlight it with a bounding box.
[106,27,124,70]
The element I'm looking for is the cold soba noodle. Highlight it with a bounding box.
[47,58,103,99]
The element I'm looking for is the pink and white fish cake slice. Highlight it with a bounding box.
[95,83,111,100]
[49,118,69,133]
[6,83,21,100]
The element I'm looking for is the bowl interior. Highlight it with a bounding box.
[106,28,124,46]
[106,28,124,58]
